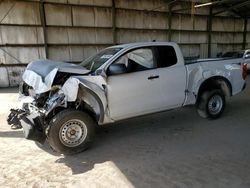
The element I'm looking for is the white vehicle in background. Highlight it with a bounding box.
[221,49,250,70]
[7,42,247,154]
[245,51,250,70]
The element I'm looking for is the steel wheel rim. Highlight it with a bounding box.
[59,119,88,147]
[208,95,223,115]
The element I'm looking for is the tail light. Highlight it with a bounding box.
[242,63,247,80]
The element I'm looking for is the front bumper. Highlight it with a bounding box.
[7,108,46,144]
[7,85,67,144]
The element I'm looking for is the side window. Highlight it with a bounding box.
[113,48,155,73]
[156,46,177,68]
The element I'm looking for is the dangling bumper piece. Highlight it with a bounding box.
[7,108,46,144]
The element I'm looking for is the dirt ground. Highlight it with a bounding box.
[0,77,250,188]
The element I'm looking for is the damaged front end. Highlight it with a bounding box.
[7,59,109,148]
[6,59,90,144]
[7,83,67,144]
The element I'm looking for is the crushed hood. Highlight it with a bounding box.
[27,59,90,78]
[22,59,90,94]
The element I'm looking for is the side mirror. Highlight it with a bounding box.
[107,64,127,76]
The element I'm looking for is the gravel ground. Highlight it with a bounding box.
[0,77,250,188]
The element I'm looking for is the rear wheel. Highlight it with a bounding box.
[197,89,225,119]
[47,109,95,155]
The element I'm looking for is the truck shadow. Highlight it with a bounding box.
[37,91,250,187]
[0,130,23,138]
[0,87,18,93]
[40,107,197,174]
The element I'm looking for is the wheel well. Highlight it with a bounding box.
[77,100,99,122]
[46,86,104,124]
[76,84,104,124]
[197,76,232,103]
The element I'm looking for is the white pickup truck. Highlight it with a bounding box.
[7,42,247,154]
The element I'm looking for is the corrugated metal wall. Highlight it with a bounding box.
[0,0,249,87]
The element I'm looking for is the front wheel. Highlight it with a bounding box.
[47,110,95,155]
[197,89,225,119]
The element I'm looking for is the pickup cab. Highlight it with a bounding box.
[7,42,247,154]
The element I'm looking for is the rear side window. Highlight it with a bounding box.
[111,48,155,74]
[156,46,177,68]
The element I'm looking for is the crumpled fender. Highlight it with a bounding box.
[193,65,231,94]
[184,63,233,105]
[61,76,110,124]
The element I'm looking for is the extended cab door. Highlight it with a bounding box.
[155,45,187,108]
[106,47,163,121]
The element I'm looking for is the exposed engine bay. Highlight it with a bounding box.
[8,82,70,144]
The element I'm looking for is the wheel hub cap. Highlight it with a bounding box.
[208,95,223,115]
[59,119,88,147]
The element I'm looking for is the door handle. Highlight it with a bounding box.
[148,75,159,80]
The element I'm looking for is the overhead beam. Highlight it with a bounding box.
[213,0,250,16]
[194,0,236,8]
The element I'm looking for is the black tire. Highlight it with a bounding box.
[47,109,95,155]
[35,141,60,156]
[197,89,225,119]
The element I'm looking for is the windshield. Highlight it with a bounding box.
[80,47,122,72]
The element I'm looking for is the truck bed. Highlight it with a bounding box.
[185,57,242,65]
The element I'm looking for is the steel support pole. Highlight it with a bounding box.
[39,0,48,58]
[112,0,117,44]
[207,7,213,58]
[168,4,172,41]
[242,18,247,50]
